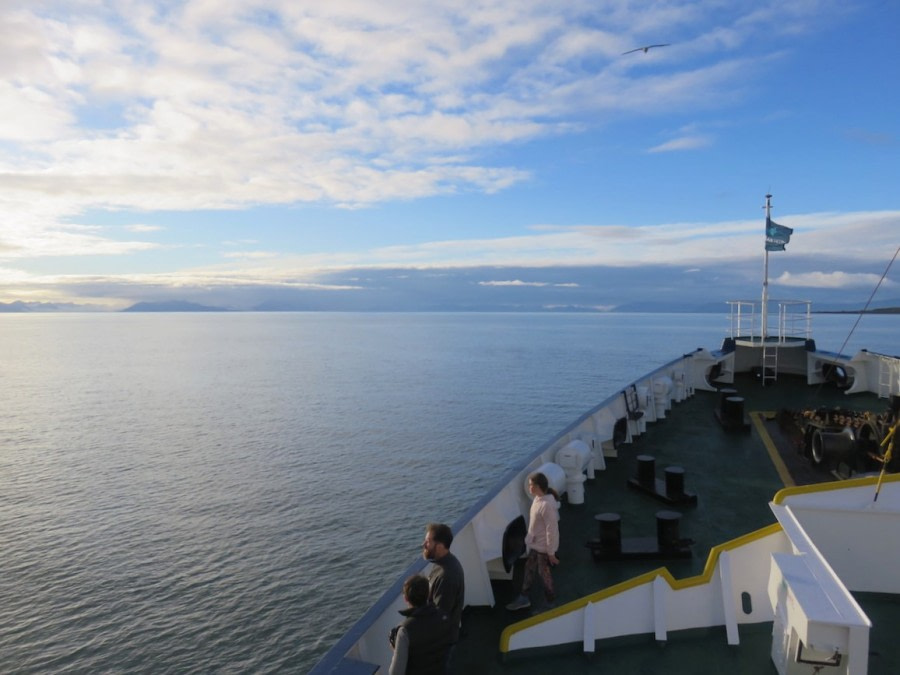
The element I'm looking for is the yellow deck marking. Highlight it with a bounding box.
[499,523,784,653]
[750,410,795,488]
[773,472,900,503]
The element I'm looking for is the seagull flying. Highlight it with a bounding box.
[622,43,671,55]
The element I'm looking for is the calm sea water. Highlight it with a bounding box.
[0,312,896,673]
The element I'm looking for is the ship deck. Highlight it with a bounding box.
[452,371,900,674]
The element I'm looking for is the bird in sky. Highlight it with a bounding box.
[622,43,671,55]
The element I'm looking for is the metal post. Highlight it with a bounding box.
[762,194,772,340]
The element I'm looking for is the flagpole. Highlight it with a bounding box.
[762,194,772,341]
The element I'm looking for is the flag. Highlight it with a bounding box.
[765,216,793,251]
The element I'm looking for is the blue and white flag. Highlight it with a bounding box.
[765,217,793,251]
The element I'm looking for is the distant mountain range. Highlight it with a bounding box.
[0,300,107,312]
[817,307,900,314]
[121,300,229,312]
[1,300,898,314]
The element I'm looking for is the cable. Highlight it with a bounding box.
[834,244,899,359]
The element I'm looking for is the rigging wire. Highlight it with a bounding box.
[812,243,899,400]
[852,244,900,502]
[834,244,900,359]
[809,245,899,481]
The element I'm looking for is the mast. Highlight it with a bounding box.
[762,194,772,340]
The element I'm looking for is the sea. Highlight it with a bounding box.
[0,311,896,673]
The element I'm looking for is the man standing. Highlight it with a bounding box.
[389,575,451,675]
[422,523,465,671]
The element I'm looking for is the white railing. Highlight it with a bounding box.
[727,301,758,340]
[727,300,811,343]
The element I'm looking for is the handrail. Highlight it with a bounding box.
[726,299,811,342]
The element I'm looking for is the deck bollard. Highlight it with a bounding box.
[656,510,683,553]
[594,512,622,553]
[723,396,745,426]
[664,466,685,499]
[718,388,738,416]
[636,455,656,487]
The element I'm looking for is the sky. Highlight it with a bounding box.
[1,0,899,312]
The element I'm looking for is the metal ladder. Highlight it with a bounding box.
[878,356,893,399]
[762,342,778,385]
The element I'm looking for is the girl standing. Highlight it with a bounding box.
[505,471,560,611]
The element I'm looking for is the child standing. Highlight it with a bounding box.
[506,471,560,611]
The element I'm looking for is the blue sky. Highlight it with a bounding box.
[1,1,898,311]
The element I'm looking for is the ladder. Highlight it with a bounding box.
[762,343,778,385]
[878,357,893,399]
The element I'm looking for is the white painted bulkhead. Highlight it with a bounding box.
[502,475,900,675]
[502,526,792,653]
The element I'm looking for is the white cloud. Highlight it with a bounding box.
[478,279,579,287]
[0,81,75,141]
[0,224,161,258]
[4,206,894,307]
[0,1,833,217]
[151,209,899,274]
[774,271,898,289]
[542,303,616,312]
[480,280,550,287]
[0,0,880,308]
[647,135,712,153]
[125,224,164,232]
[222,251,278,260]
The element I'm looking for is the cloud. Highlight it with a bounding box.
[774,271,898,289]
[542,304,617,312]
[0,225,161,258]
[478,279,580,288]
[2,206,897,308]
[124,224,164,232]
[1,2,836,217]
[647,134,713,152]
[1,1,888,310]
[221,251,279,260]
[480,280,550,287]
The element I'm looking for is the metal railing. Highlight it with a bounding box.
[727,300,812,343]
